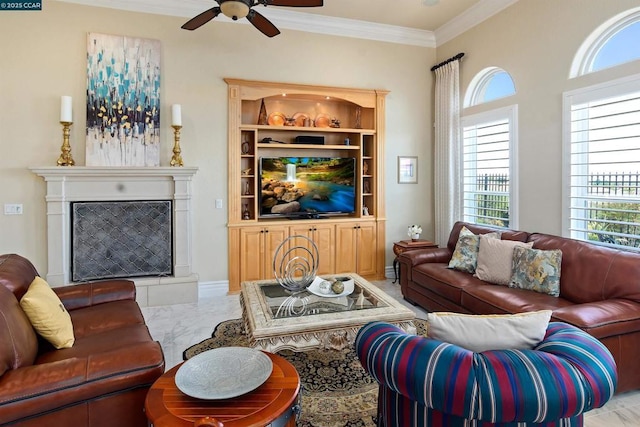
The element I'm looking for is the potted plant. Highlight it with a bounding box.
[408,224,422,241]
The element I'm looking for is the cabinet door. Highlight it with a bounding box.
[334,223,358,273]
[356,222,377,276]
[239,226,267,283]
[240,225,288,282]
[263,225,288,280]
[313,224,336,275]
[290,223,335,276]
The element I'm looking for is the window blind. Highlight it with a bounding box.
[462,117,511,228]
[568,84,640,250]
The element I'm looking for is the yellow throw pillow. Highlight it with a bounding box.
[427,310,552,352]
[20,277,75,349]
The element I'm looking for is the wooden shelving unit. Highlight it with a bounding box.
[225,78,388,292]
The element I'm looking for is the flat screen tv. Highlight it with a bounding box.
[259,157,356,219]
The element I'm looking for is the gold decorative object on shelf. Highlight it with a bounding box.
[242,167,252,175]
[57,121,75,166]
[170,125,184,167]
[257,98,268,125]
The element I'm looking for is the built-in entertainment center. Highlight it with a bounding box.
[225,79,388,292]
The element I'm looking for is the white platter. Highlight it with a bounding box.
[175,347,273,400]
[307,276,355,298]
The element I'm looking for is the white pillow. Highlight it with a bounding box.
[426,310,552,352]
[474,236,533,285]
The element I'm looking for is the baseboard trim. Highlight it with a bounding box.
[199,281,229,299]
[384,265,395,280]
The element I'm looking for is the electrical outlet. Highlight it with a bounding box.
[4,204,23,215]
[215,199,223,209]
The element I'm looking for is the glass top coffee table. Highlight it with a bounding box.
[240,273,416,353]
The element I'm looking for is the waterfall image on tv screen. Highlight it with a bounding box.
[260,157,356,218]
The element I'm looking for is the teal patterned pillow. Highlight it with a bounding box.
[448,226,499,273]
[509,247,562,297]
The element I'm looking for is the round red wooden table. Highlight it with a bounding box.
[145,352,300,427]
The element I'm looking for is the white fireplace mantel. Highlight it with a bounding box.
[31,166,199,306]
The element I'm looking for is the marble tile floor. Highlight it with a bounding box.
[141,279,640,427]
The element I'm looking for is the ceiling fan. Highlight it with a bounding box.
[182,0,324,38]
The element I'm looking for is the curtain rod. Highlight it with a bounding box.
[430,52,465,72]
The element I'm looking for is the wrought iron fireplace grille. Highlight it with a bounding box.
[71,200,173,282]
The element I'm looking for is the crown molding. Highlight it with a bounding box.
[56,0,518,48]
[435,0,521,46]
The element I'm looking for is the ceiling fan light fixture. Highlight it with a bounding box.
[220,1,250,20]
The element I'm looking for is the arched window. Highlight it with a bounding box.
[570,7,640,77]
[464,67,515,108]
[564,7,640,251]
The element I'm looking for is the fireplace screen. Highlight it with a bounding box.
[71,200,173,282]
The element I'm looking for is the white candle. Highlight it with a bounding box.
[60,96,73,123]
[171,104,182,126]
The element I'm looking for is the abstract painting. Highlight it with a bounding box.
[86,33,161,166]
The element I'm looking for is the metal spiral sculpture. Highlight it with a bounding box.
[274,294,310,318]
[273,235,319,293]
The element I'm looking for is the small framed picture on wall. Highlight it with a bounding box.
[398,156,418,184]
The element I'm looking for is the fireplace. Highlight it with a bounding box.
[31,166,198,306]
[71,200,173,281]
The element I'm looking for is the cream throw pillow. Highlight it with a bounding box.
[426,310,552,352]
[20,277,75,349]
[474,236,533,285]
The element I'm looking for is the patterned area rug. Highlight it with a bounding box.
[184,318,428,427]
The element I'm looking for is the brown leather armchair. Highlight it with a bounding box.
[0,253,165,426]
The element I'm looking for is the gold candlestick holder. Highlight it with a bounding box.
[170,125,184,167]
[57,121,75,166]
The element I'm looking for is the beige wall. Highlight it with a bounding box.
[0,2,434,283]
[437,0,640,235]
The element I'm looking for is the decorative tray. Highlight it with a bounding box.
[175,347,273,400]
[307,276,355,298]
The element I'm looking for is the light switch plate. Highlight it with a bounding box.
[4,204,23,215]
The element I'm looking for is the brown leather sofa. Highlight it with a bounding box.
[0,253,165,426]
[398,221,640,394]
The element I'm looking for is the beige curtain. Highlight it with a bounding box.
[434,60,462,246]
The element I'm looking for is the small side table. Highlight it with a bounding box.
[145,352,300,427]
[393,239,438,283]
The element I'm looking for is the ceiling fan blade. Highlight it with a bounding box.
[181,7,222,30]
[267,0,323,6]
[247,9,281,37]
